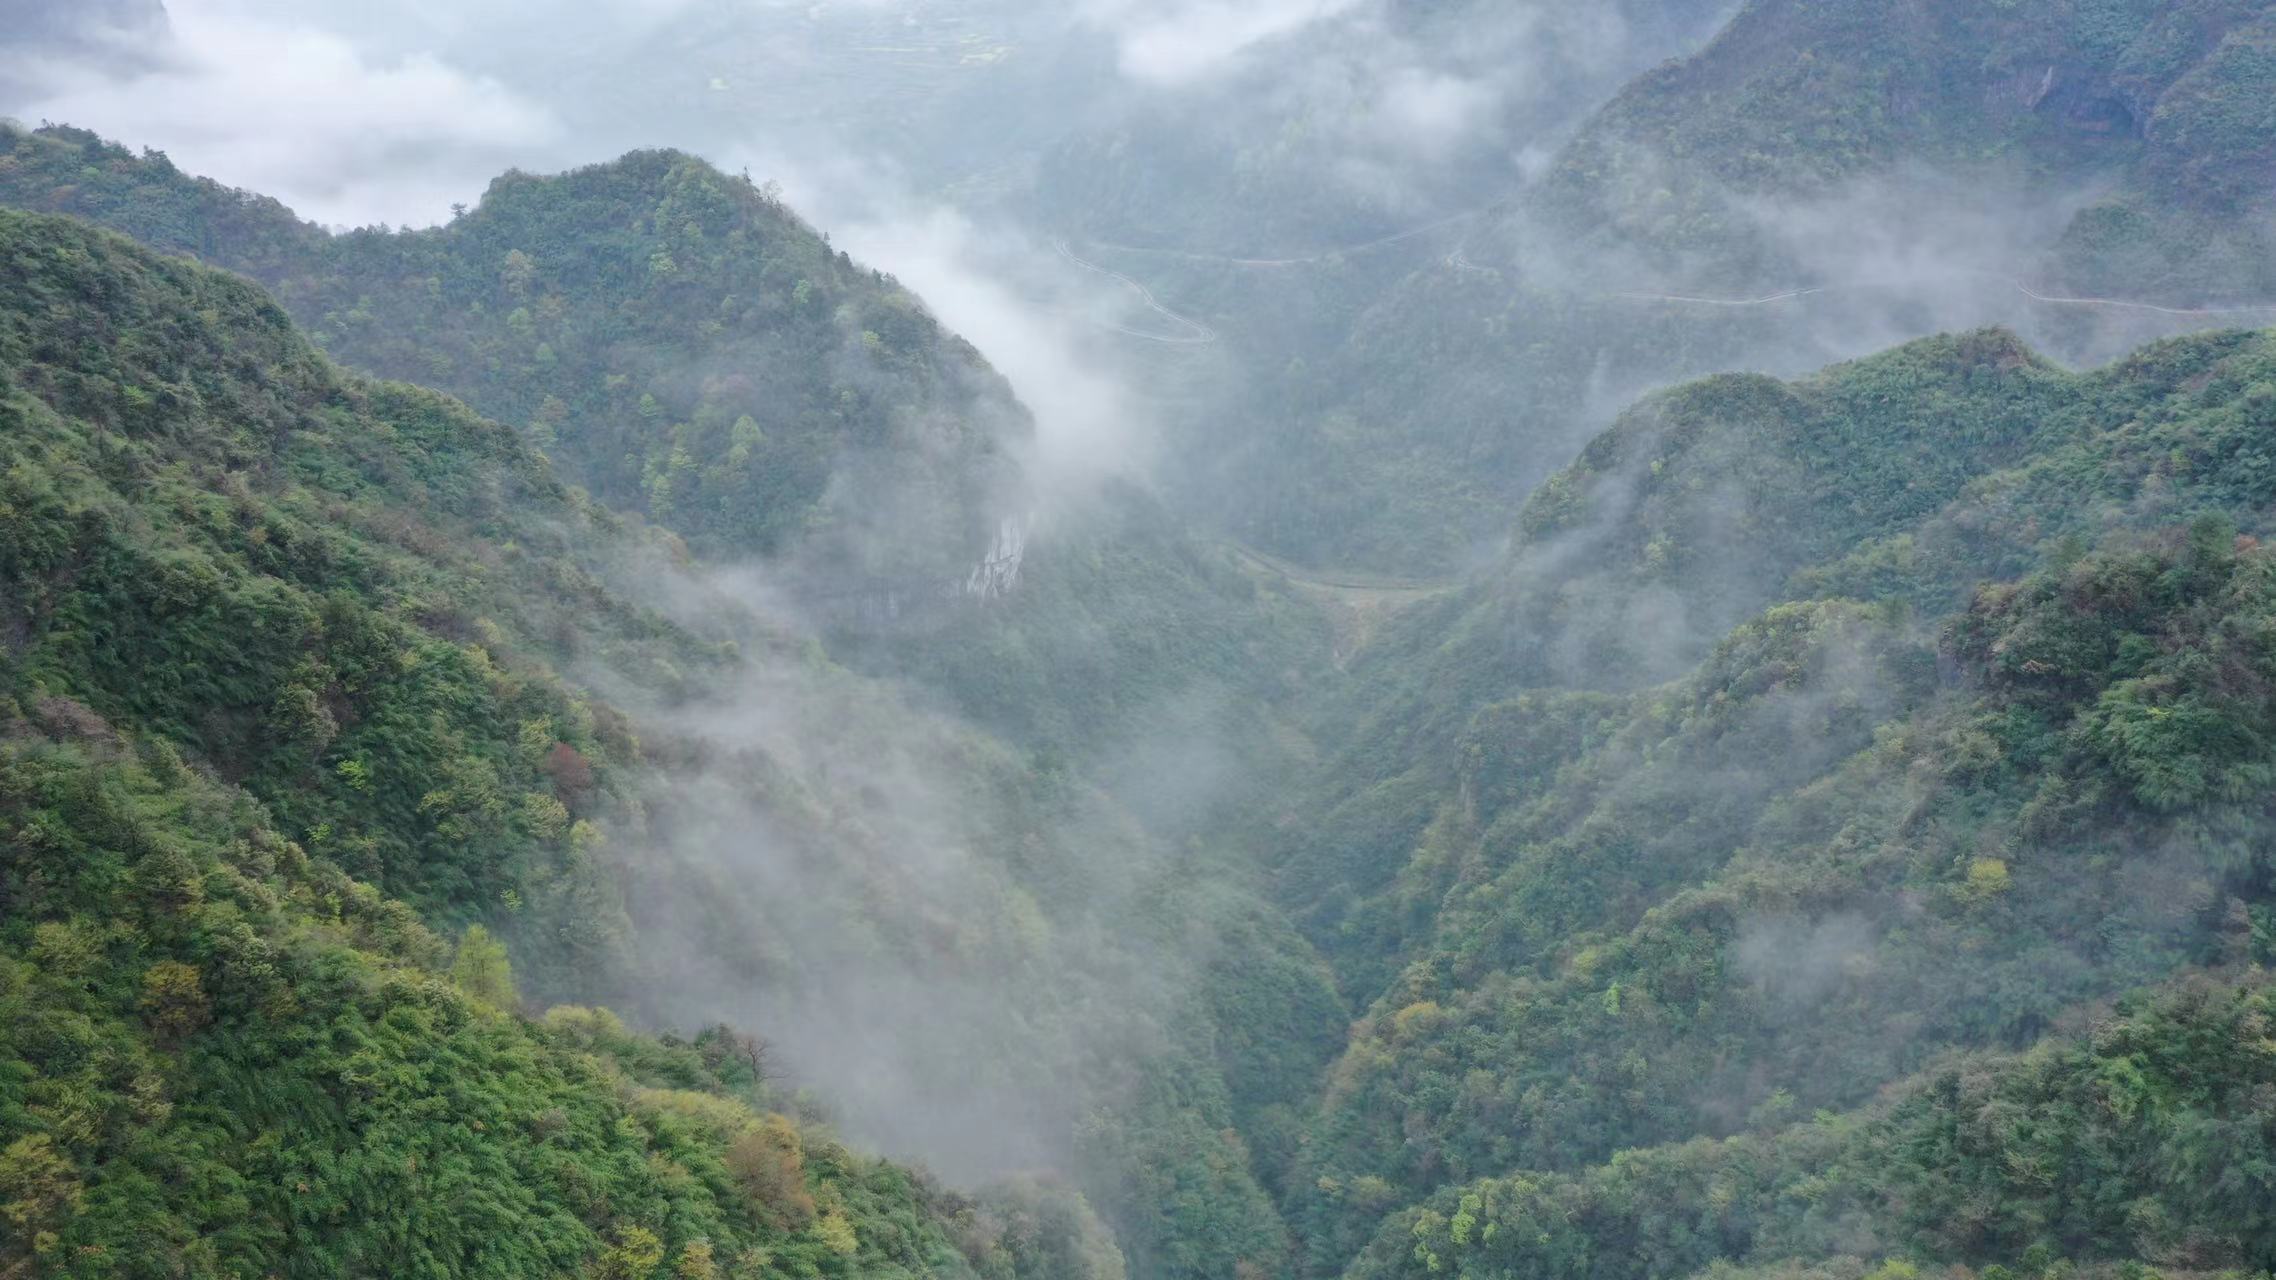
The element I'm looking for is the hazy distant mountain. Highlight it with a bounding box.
[1031,0,1739,256]
[1535,0,2276,293]
[1104,0,2276,578]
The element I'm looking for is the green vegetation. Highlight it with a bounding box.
[1260,325,2276,1277]
[0,738,1087,1280]
[0,123,1335,777]
[0,125,1025,575]
[0,210,1124,1280]
[11,0,2276,1271]
[0,205,1316,1280]
[0,207,698,984]
[1350,976,2276,1280]
[1060,0,2276,578]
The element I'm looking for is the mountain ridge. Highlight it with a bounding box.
[8,1,2276,1274]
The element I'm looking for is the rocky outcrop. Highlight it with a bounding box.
[964,515,1031,602]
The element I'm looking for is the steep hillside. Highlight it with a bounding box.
[15,8,2276,1277]
[0,208,1341,1280]
[1537,0,2276,294]
[18,203,2265,1280]
[0,125,1027,581]
[0,737,1127,1280]
[1351,974,2276,1280]
[0,207,1133,1280]
[1264,325,2276,1275]
[1075,0,2276,576]
[0,125,1334,779]
[0,205,698,976]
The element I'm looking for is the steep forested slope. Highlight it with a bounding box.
[14,198,2270,1280]
[1536,0,2276,293]
[0,208,1134,1280]
[0,124,1330,777]
[0,125,1026,578]
[0,199,1343,1280]
[0,205,694,977]
[2,737,1133,1280]
[12,5,2276,1275]
[1351,975,2276,1280]
[1263,324,2276,1276]
[1084,0,2276,576]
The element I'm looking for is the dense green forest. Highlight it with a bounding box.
[0,210,1126,1279]
[1265,324,2276,1277]
[1350,974,2276,1280]
[0,204,1330,1280]
[14,191,2273,1278]
[6,0,2276,1275]
[0,126,1023,578]
[0,207,698,978]
[0,123,1327,770]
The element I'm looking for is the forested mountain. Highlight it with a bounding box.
[0,126,1026,582]
[1065,0,2276,576]
[1535,0,2276,295]
[0,124,1324,774]
[0,192,1331,1280]
[0,116,1346,797]
[1027,0,1737,257]
[0,208,1123,1279]
[1352,974,2276,1280]
[7,1,2276,1278]
[1267,324,2276,1276]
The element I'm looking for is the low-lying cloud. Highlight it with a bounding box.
[732,142,1179,501]
[834,205,1162,499]
[1080,0,1365,86]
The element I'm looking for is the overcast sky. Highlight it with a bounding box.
[0,0,1393,229]
[2,0,1352,494]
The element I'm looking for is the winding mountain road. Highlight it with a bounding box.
[1609,285,1831,306]
[1608,270,2276,316]
[1226,542,1453,664]
[1057,212,2276,349]
[1444,244,1498,277]
[1053,238,1220,345]
[2004,279,2276,317]
[1071,206,1495,269]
